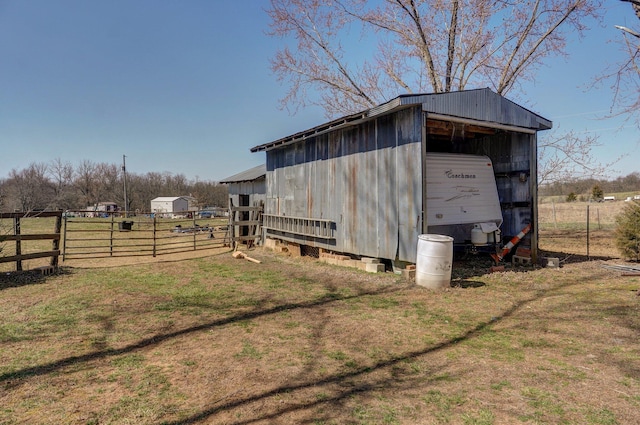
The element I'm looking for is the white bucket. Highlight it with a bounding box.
[416,234,454,289]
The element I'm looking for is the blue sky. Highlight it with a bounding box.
[0,0,637,182]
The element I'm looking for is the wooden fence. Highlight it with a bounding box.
[62,212,230,260]
[0,211,62,271]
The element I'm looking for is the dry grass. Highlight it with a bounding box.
[538,200,627,231]
[1,229,639,424]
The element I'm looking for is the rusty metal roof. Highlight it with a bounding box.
[250,88,552,153]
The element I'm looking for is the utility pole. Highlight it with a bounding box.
[122,155,128,218]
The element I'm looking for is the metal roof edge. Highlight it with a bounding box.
[250,111,369,153]
[251,89,552,152]
[220,164,266,183]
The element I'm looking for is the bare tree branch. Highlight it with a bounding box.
[268,0,611,183]
[592,0,640,128]
[268,0,602,116]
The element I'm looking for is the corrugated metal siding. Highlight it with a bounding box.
[228,179,266,209]
[376,113,398,260]
[396,108,422,262]
[468,132,534,243]
[227,180,265,196]
[264,106,423,262]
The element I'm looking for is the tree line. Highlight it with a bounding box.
[0,159,228,213]
[539,172,640,199]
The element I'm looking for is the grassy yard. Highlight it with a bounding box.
[1,237,639,424]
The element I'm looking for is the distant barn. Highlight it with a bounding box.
[219,164,266,209]
[220,165,266,247]
[251,88,551,264]
[86,202,118,217]
[150,196,196,218]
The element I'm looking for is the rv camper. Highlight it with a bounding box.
[425,153,502,251]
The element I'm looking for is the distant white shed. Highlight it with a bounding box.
[150,196,195,218]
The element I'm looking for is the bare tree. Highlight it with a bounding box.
[6,163,53,212]
[95,162,122,203]
[537,129,624,184]
[268,0,613,183]
[596,0,640,128]
[74,160,101,210]
[48,158,76,210]
[190,181,229,208]
[0,178,6,211]
[268,0,602,117]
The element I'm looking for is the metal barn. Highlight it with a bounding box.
[250,89,551,264]
[220,164,266,209]
[221,165,267,248]
[150,196,194,218]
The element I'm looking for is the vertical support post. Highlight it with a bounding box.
[586,204,590,261]
[193,214,197,251]
[110,213,115,256]
[62,213,68,262]
[14,216,22,271]
[122,154,128,218]
[51,212,62,267]
[232,207,237,251]
[421,111,428,235]
[530,132,539,265]
[153,215,157,257]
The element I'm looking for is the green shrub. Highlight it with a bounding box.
[615,200,640,261]
[566,192,577,202]
[591,185,604,202]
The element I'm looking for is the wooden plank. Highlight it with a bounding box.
[230,206,263,212]
[232,235,262,242]
[2,234,61,241]
[230,220,261,226]
[0,250,60,264]
[0,211,62,219]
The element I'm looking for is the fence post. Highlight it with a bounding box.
[193,214,197,251]
[62,214,68,262]
[586,204,590,261]
[153,215,157,257]
[51,212,62,267]
[14,216,22,271]
[110,213,115,257]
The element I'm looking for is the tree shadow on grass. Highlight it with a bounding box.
[451,279,486,288]
[158,296,531,425]
[0,267,73,291]
[3,263,633,424]
[0,284,406,386]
